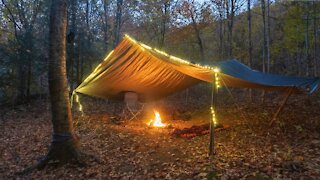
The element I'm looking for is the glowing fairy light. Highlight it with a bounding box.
[94,63,102,72]
[210,106,217,126]
[124,34,225,73]
[104,50,114,61]
[169,56,190,64]
[125,34,194,66]
[154,48,169,56]
[73,35,225,121]
[84,74,95,83]
[78,98,84,114]
[124,34,137,43]
[210,68,220,127]
[76,94,79,102]
[81,49,114,85]
[72,92,84,114]
[214,68,220,90]
[141,44,152,50]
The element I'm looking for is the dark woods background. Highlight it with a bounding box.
[0,0,319,105]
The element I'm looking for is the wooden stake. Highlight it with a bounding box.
[209,74,217,156]
[269,87,294,126]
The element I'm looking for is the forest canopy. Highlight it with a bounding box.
[0,0,319,105]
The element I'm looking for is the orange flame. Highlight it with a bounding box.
[147,111,166,127]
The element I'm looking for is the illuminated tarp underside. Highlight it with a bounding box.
[75,35,320,102]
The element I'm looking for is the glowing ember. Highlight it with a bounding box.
[147,111,166,127]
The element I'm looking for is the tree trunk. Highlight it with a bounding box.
[213,0,225,60]
[261,0,267,103]
[47,0,79,162]
[67,0,77,90]
[76,46,80,86]
[229,0,234,58]
[305,13,309,76]
[114,0,123,47]
[267,0,271,72]
[86,0,90,30]
[85,0,93,70]
[103,0,110,51]
[261,0,266,73]
[225,0,230,58]
[313,2,317,77]
[80,55,84,82]
[219,18,224,60]
[225,0,234,58]
[248,0,252,68]
[18,60,26,102]
[159,1,170,49]
[25,29,34,102]
[191,20,205,62]
[196,28,205,62]
[248,0,253,101]
[26,55,32,101]
[297,50,303,76]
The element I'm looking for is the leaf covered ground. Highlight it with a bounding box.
[1,87,320,179]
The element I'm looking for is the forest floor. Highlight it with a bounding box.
[1,88,320,179]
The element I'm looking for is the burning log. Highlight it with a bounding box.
[171,124,229,138]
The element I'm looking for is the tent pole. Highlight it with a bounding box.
[269,87,294,126]
[209,73,217,156]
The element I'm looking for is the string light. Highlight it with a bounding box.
[104,50,114,61]
[169,55,190,64]
[214,69,220,90]
[210,68,220,127]
[141,44,152,50]
[83,74,94,83]
[76,93,79,102]
[124,34,137,43]
[154,48,169,57]
[73,34,224,122]
[124,34,225,73]
[74,93,84,115]
[81,50,114,85]
[94,63,102,72]
[210,106,217,127]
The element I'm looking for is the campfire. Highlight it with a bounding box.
[147,110,166,127]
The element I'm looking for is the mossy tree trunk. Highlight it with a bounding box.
[47,0,79,163]
[114,0,123,47]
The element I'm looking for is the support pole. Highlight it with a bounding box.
[209,73,218,156]
[269,87,294,126]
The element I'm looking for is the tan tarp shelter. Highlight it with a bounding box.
[74,35,319,102]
